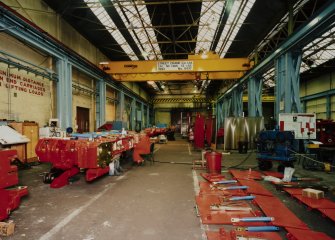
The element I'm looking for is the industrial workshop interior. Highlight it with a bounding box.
[1,0,335,239]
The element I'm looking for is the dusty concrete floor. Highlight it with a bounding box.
[5,136,335,239]
[7,137,203,240]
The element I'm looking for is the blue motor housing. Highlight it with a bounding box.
[257,129,295,166]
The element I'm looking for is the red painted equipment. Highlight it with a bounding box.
[132,135,151,164]
[238,180,274,197]
[316,119,335,146]
[205,151,222,174]
[229,169,263,180]
[194,114,205,149]
[205,117,215,146]
[200,173,226,183]
[0,149,28,221]
[286,227,333,240]
[253,195,308,229]
[35,136,134,188]
[206,228,282,240]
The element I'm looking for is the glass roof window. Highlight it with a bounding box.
[113,1,162,60]
[195,1,225,54]
[85,0,138,60]
[215,0,256,58]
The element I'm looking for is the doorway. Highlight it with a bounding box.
[76,106,90,133]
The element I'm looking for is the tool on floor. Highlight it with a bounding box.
[236,226,280,232]
[212,185,248,191]
[210,205,253,211]
[231,217,274,223]
[211,201,253,212]
[213,180,238,184]
[228,196,255,201]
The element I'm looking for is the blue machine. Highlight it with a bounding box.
[256,129,295,171]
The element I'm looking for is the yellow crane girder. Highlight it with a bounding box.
[101,53,251,82]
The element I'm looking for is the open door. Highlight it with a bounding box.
[76,107,89,133]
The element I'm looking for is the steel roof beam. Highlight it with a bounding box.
[218,1,335,102]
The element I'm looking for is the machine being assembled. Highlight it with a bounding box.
[0,149,28,221]
[35,136,134,188]
[256,130,296,171]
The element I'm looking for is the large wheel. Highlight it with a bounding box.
[258,160,273,171]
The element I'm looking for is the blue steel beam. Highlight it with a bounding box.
[117,91,125,121]
[248,76,263,117]
[96,80,106,128]
[146,105,150,127]
[0,3,149,112]
[131,99,136,130]
[141,102,144,130]
[275,51,302,118]
[217,1,335,102]
[56,58,72,129]
[232,88,243,117]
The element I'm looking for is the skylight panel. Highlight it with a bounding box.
[195,1,224,54]
[84,0,138,60]
[215,0,256,58]
[113,1,162,60]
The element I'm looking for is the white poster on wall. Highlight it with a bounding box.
[278,113,316,139]
[0,65,51,125]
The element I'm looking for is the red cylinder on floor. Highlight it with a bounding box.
[205,151,222,174]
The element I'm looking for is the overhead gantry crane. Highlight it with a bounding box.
[100,52,252,82]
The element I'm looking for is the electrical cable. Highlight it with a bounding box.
[289,149,335,168]
[222,150,256,169]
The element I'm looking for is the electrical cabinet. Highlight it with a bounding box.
[9,122,39,163]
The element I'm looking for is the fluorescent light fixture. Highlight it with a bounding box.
[215,0,256,58]
[195,1,224,54]
[99,62,109,65]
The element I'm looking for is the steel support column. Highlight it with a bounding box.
[141,102,144,130]
[117,91,125,121]
[275,51,302,118]
[146,105,150,127]
[326,95,331,119]
[232,89,243,117]
[96,80,106,128]
[131,99,136,130]
[56,58,72,129]
[248,76,263,117]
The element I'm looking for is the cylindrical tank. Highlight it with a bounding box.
[205,151,222,174]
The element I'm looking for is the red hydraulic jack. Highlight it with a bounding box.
[0,149,28,221]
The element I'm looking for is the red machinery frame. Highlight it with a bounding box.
[35,136,134,188]
[0,149,28,221]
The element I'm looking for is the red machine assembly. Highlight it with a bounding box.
[194,114,205,149]
[0,149,28,221]
[316,119,335,146]
[35,136,134,188]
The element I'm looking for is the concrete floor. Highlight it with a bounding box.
[5,135,335,239]
[8,137,203,240]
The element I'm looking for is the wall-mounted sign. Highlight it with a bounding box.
[279,113,316,139]
[0,69,48,96]
[157,61,193,71]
